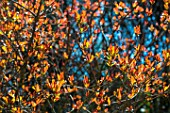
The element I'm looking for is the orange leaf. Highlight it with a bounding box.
[155,54,162,61]
[31,101,37,107]
[2,96,8,103]
[130,76,136,86]
[145,83,150,92]
[128,88,138,99]
[117,88,122,100]
[150,0,155,4]
[106,75,112,82]
[155,63,162,71]
[97,105,101,111]
[57,72,64,81]
[68,75,74,85]
[63,52,68,59]
[32,84,41,92]
[83,76,90,88]
[132,1,138,8]
[87,54,94,63]
[134,25,141,35]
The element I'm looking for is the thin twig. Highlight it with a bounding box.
[103,87,141,107]
[47,99,57,113]
[63,84,95,92]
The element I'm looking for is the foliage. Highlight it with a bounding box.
[0,0,169,113]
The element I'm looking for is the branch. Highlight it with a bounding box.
[11,0,36,17]
[63,84,95,92]
[103,87,141,107]
[27,0,43,52]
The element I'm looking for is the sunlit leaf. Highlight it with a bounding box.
[57,72,64,81]
[107,97,111,106]
[68,75,74,85]
[134,25,141,35]
[145,83,151,92]
[31,101,37,107]
[63,52,68,59]
[146,8,152,16]
[87,54,94,63]
[164,85,169,91]
[32,84,41,92]
[83,76,90,88]
[2,46,7,53]
[117,88,122,100]
[12,107,17,112]
[2,96,8,103]
[97,105,101,111]
[8,90,15,98]
[130,76,136,86]
[155,63,162,71]
[76,100,83,109]
[132,1,138,8]
[150,0,155,4]
[0,30,3,35]
[128,88,138,99]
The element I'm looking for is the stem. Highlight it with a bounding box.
[47,99,57,113]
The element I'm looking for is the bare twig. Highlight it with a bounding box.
[63,84,95,92]
[11,0,36,17]
[47,99,57,113]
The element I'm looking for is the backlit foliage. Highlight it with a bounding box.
[0,0,169,112]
